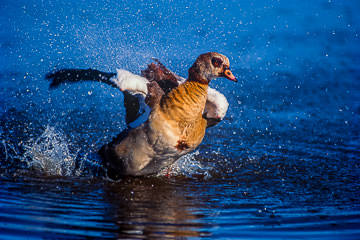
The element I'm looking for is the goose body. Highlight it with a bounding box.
[46,52,236,177]
[101,78,210,176]
[101,52,236,177]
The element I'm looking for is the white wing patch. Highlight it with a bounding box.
[110,68,229,127]
[205,87,229,119]
[111,69,149,96]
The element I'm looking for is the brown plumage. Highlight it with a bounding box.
[151,80,208,151]
[45,52,236,178]
[100,52,237,177]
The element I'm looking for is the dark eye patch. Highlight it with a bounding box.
[211,57,223,68]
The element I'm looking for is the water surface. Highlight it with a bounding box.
[1,0,359,239]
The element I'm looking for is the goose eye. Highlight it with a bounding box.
[211,57,222,68]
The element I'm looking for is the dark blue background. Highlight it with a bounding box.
[1,0,359,239]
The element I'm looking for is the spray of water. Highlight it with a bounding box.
[2,124,213,179]
[157,150,213,178]
[21,125,83,177]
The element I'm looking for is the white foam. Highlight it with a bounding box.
[22,126,81,176]
[157,151,213,178]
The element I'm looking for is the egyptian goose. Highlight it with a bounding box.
[46,52,236,177]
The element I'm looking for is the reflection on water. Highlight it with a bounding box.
[0,176,210,239]
[105,178,209,239]
[1,168,360,239]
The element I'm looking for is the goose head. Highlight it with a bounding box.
[188,52,237,84]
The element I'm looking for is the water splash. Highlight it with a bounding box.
[158,150,213,178]
[21,125,83,177]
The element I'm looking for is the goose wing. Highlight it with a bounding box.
[46,68,145,126]
[141,59,229,127]
[46,59,229,129]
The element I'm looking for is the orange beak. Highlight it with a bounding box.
[223,68,237,82]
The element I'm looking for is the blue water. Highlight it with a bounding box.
[1,0,360,239]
